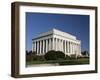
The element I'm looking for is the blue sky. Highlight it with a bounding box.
[26,12,89,52]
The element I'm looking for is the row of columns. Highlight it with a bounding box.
[32,38,81,55]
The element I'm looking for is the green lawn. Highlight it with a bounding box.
[26,57,89,66]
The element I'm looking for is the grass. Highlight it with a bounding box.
[26,57,89,66]
[59,58,89,65]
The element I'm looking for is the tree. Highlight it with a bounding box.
[56,51,65,60]
[26,50,33,61]
[28,51,32,54]
[26,50,28,55]
[44,50,57,60]
[65,54,70,60]
[26,50,37,61]
[81,51,89,57]
[44,50,65,60]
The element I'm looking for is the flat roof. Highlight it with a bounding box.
[33,28,76,40]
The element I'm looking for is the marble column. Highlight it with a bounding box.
[62,40,64,52]
[32,42,34,52]
[42,40,44,55]
[39,40,41,54]
[36,42,37,53]
[67,41,68,53]
[78,44,81,55]
[52,38,54,50]
[46,40,47,53]
[65,40,66,54]
[61,40,63,51]
[73,43,75,54]
[59,39,61,51]
[49,38,51,51]
[54,38,55,50]
[60,40,62,51]
[57,39,60,51]
[33,42,35,51]
[63,40,64,52]
[37,41,39,54]
[57,39,58,51]
[66,41,67,53]
[58,39,60,51]
[77,44,79,54]
[67,41,69,55]
[66,41,68,54]
[74,43,76,54]
[34,42,36,52]
[69,41,71,54]
[55,38,57,51]
[72,42,73,54]
[70,42,72,54]
[60,39,62,51]
[73,43,74,54]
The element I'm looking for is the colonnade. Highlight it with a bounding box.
[32,37,81,55]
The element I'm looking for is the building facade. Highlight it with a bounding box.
[32,28,81,56]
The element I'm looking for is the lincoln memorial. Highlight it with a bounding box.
[32,28,81,56]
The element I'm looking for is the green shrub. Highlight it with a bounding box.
[65,55,70,60]
[56,51,65,60]
[44,50,65,60]
[70,54,77,59]
[44,50,57,60]
[35,55,45,61]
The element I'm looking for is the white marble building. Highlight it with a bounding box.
[32,28,81,56]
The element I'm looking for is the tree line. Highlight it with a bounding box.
[26,50,89,62]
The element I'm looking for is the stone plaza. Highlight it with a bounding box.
[32,28,81,56]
